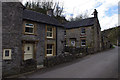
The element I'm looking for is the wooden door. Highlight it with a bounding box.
[24,43,34,60]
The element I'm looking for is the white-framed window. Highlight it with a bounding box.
[3,49,12,60]
[81,28,85,34]
[25,23,34,34]
[46,44,53,56]
[47,26,53,38]
[81,40,86,46]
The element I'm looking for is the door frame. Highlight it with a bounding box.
[22,40,38,60]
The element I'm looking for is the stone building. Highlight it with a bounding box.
[101,33,112,50]
[2,2,103,77]
[2,2,64,77]
[64,9,101,53]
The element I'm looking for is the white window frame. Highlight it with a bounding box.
[3,49,12,60]
[25,23,34,34]
[47,26,53,38]
[46,44,53,56]
[81,40,86,46]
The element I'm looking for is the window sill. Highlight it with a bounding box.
[81,45,86,47]
[23,32,37,36]
[3,59,11,61]
[46,37,55,40]
[45,55,55,57]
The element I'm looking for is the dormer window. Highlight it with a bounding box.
[81,28,85,34]
[25,23,34,34]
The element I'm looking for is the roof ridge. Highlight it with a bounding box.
[67,17,95,23]
[23,9,64,27]
[24,9,56,19]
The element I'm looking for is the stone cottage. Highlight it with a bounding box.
[101,33,112,50]
[2,2,65,76]
[64,9,101,53]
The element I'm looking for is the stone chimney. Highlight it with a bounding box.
[93,9,98,18]
[46,9,53,16]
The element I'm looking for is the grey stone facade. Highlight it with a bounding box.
[2,2,102,78]
[56,27,65,55]
[2,2,23,76]
[66,26,94,48]
[93,18,101,52]
[65,9,101,53]
[2,2,65,77]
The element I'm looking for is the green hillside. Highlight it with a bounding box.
[102,26,120,45]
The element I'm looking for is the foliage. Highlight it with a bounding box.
[24,0,64,17]
[102,26,120,45]
[69,11,89,21]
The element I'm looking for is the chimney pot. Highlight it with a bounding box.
[93,9,98,18]
[46,9,53,17]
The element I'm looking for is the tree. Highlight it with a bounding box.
[69,11,89,21]
[24,0,64,17]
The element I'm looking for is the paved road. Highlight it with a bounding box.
[20,47,118,78]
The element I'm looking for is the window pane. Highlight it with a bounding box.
[47,50,52,54]
[50,33,52,37]
[47,32,52,37]
[25,27,33,33]
[82,43,86,45]
[81,28,85,33]
[27,47,30,51]
[5,50,9,56]
[47,44,52,49]
[47,27,52,31]
[47,32,50,37]
[47,27,53,38]
[81,40,86,45]
[26,23,34,26]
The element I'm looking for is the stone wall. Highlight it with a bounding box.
[36,23,46,65]
[93,18,101,52]
[22,20,46,65]
[2,2,23,77]
[66,26,94,48]
[56,27,65,55]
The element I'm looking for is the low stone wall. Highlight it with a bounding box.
[43,51,86,67]
[20,59,37,73]
[3,59,37,78]
[64,47,94,54]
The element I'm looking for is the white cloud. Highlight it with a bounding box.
[100,14,118,31]
[62,0,119,30]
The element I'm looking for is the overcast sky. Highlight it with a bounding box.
[22,0,119,31]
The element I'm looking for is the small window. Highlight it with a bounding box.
[25,23,34,34]
[81,40,86,46]
[27,47,30,51]
[46,44,53,56]
[64,31,66,36]
[47,26,53,38]
[81,28,85,34]
[3,49,12,60]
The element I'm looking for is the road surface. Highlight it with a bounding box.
[20,47,118,78]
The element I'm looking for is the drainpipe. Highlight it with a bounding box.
[56,27,57,56]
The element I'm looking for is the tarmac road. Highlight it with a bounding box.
[20,47,118,78]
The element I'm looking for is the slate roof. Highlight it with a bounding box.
[23,9,64,27]
[64,17,96,29]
